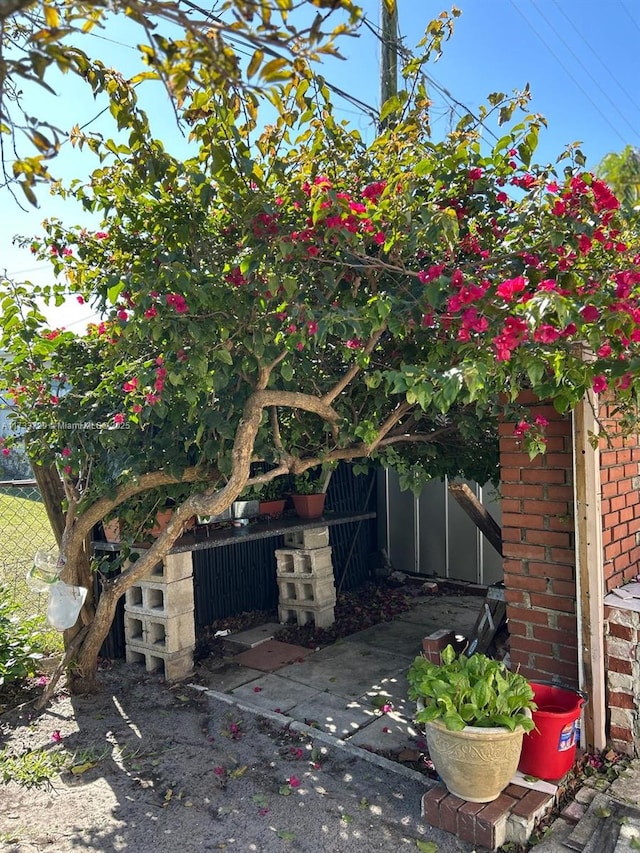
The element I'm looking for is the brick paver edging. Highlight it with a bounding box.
[423,782,554,850]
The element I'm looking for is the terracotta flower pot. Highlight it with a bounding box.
[291,492,326,520]
[149,508,174,538]
[103,519,121,543]
[259,499,286,520]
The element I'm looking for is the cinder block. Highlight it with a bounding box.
[124,609,195,653]
[278,603,335,628]
[125,577,194,616]
[283,527,330,550]
[277,577,336,607]
[124,613,144,645]
[126,642,194,682]
[275,547,333,577]
[148,552,193,584]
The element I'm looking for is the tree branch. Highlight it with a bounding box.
[322,327,386,406]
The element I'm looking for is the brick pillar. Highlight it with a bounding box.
[598,404,640,591]
[499,395,578,686]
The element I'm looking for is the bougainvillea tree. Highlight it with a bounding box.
[3,12,640,693]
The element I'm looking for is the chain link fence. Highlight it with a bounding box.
[0,479,57,618]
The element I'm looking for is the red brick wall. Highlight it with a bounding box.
[499,395,578,687]
[598,404,640,592]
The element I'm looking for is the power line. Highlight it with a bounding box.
[550,0,640,119]
[528,0,640,141]
[618,0,640,37]
[508,0,628,148]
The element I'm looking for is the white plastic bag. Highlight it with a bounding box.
[46,581,88,631]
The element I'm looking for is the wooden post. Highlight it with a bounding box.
[573,393,606,751]
[448,482,502,556]
[379,0,399,129]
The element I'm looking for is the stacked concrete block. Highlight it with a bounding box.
[124,552,195,681]
[275,526,336,628]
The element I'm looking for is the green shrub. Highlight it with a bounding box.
[0,585,45,686]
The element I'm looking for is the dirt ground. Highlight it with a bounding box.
[0,661,473,853]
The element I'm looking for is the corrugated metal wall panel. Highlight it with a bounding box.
[386,471,503,585]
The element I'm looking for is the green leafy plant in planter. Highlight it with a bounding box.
[407,645,536,803]
[256,478,290,519]
[291,471,326,519]
[408,644,536,732]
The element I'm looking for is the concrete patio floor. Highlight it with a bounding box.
[195,593,481,754]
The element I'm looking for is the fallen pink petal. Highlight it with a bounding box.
[288,775,301,787]
[51,730,62,742]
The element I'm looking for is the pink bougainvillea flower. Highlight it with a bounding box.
[381,704,393,714]
[288,775,301,787]
[132,404,143,414]
[533,325,561,344]
[345,338,362,349]
[76,295,85,304]
[166,294,189,314]
[1,447,10,457]
[116,309,128,321]
[213,766,225,777]
[496,276,526,300]
[95,231,109,239]
[61,447,71,457]
[361,180,386,201]
[253,686,263,693]
[373,231,386,245]
[113,413,125,425]
[577,234,592,254]
[468,167,483,181]
[307,321,318,335]
[51,730,63,742]
[122,378,138,393]
[592,375,608,393]
[144,306,158,319]
[580,305,600,323]
[382,726,390,733]
[534,416,549,428]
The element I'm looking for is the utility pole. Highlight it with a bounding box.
[379,0,399,129]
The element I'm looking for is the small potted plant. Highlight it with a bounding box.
[407,645,536,803]
[291,471,326,519]
[232,487,261,521]
[258,478,289,520]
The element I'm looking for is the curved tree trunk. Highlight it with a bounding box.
[31,463,66,546]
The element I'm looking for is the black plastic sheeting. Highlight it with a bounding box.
[95,555,127,660]
[97,463,379,656]
[193,464,378,629]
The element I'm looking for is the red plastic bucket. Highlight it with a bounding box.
[518,682,587,781]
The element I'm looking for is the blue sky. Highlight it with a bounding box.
[2,0,640,327]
